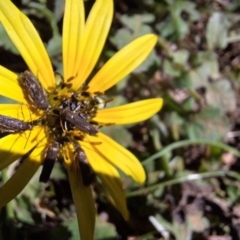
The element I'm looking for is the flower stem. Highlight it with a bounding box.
[142,139,240,166]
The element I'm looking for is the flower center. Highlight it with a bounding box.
[45,85,107,143]
[37,76,110,144]
[19,71,112,183]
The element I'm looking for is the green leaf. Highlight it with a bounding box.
[206,78,236,112]
[14,197,34,224]
[120,14,155,29]
[186,106,229,140]
[163,49,189,77]
[111,13,158,72]
[163,59,181,77]
[64,216,80,240]
[47,35,62,57]
[206,12,229,50]
[156,0,199,40]
[94,217,118,239]
[113,28,133,50]
[0,24,19,54]
[101,125,132,148]
[53,0,65,21]
[114,14,154,49]
[171,49,189,66]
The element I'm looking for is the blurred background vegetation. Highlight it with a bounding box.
[1,0,240,239]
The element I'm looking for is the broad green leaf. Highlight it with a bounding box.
[156,0,199,40]
[206,12,228,50]
[94,217,118,239]
[0,24,18,54]
[101,125,132,148]
[186,106,229,140]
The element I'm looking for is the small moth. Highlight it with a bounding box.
[60,108,98,135]
[19,71,50,110]
[0,114,32,132]
[75,145,95,186]
[39,141,60,183]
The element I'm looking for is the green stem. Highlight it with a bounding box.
[227,35,240,44]
[127,139,240,197]
[127,170,228,197]
[142,139,240,166]
[28,2,60,37]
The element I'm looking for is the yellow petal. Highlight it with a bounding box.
[0,66,27,103]
[0,141,46,208]
[63,0,84,82]
[94,98,163,125]
[0,1,55,91]
[73,0,113,89]
[0,104,41,121]
[63,143,95,240]
[0,126,45,171]
[86,132,146,183]
[88,34,158,92]
[83,143,129,219]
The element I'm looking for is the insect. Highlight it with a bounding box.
[75,145,95,186]
[39,141,60,183]
[60,108,98,135]
[0,114,32,132]
[19,71,50,110]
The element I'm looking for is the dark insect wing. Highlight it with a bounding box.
[75,146,95,186]
[0,114,32,132]
[39,141,60,183]
[61,109,98,135]
[20,71,50,110]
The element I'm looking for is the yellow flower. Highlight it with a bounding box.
[0,0,163,239]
